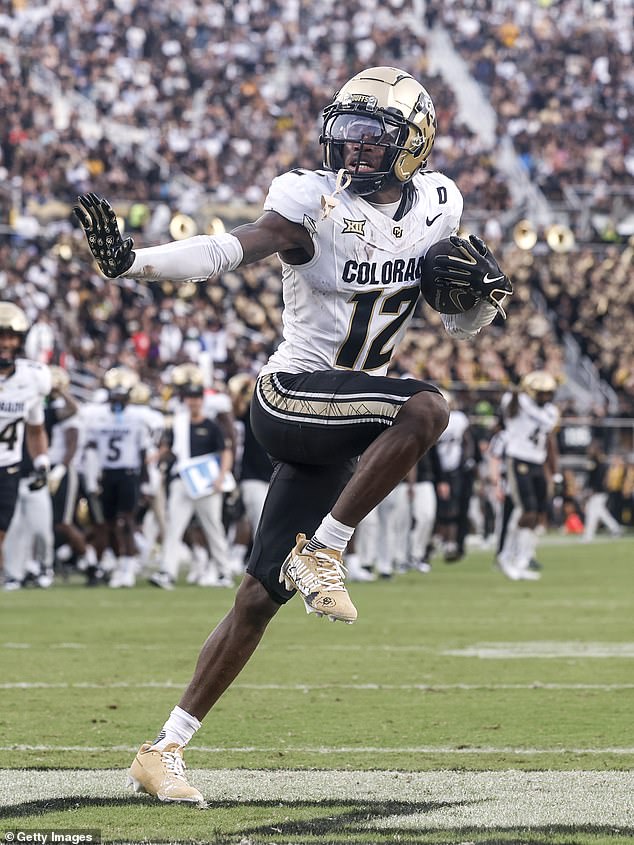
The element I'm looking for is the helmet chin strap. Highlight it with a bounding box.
[320,169,352,220]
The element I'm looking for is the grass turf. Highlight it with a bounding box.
[0,536,633,843]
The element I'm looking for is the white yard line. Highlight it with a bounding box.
[0,769,632,829]
[5,640,634,657]
[443,641,634,658]
[1,744,634,755]
[1,681,633,691]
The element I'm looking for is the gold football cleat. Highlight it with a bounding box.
[280,533,358,624]
[127,742,204,804]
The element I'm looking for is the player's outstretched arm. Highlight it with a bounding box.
[74,195,311,282]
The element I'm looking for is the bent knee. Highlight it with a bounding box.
[234,573,280,624]
[400,390,450,439]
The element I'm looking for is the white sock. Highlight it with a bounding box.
[516,527,536,569]
[309,513,355,553]
[500,524,519,565]
[84,545,98,566]
[119,555,139,575]
[152,705,201,749]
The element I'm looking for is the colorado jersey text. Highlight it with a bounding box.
[260,169,463,376]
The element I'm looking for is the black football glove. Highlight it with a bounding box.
[73,193,135,278]
[435,234,513,317]
[28,466,48,492]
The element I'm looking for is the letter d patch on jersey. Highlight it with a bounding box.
[342,218,366,236]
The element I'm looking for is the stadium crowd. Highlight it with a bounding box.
[1,0,632,411]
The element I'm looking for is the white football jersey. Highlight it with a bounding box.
[133,405,165,449]
[0,359,51,468]
[436,409,470,472]
[501,392,559,464]
[48,414,79,467]
[83,403,151,471]
[260,168,463,376]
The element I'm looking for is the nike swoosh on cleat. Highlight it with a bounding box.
[483,273,505,285]
[426,213,442,226]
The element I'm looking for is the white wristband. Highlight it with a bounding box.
[124,233,244,282]
[33,454,50,472]
[441,299,499,339]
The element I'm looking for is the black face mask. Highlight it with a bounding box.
[321,111,406,196]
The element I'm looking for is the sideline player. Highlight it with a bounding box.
[83,367,150,587]
[74,66,512,801]
[0,303,51,585]
[497,371,560,579]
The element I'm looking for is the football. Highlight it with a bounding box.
[420,237,481,314]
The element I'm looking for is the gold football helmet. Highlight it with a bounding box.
[321,66,437,195]
[0,302,29,335]
[49,365,71,393]
[521,370,557,404]
[0,302,29,368]
[171,363,204,387]
[103,366,139,391]
[171,363,204,396]
[129,382,152,405]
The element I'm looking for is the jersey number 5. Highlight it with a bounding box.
[336,286,420,370]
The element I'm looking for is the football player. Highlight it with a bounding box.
[129,381,167,570]
[149,377,233,590]
[497,370,561,580]
[83,367,151,588]
[3,438,55,589]
[0,303,51,586]
[45,366,86,571]
[434,392,478,563]
[74,66,512,802]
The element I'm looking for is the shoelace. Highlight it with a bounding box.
[161,748,187,780]
[314,551,348,592]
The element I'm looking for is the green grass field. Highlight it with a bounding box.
[1,537,633,844]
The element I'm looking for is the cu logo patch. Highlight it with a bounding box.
[393,226,403,238]
[342,218,366,236]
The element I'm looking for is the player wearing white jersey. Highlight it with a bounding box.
[435,400,477,562]
[75,66,513,802]
[0,303,51,587]
[83,369,151,588]
[129,382,167,570]
[44,366,87,571]
[498,371,560,580]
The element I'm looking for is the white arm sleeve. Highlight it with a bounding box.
[122,233,244,282]
[441,299,499,340]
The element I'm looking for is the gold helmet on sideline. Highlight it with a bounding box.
[172,363,204,397]
[129,382,152,405]
[0,302,29,334]
[0,302,30,368]
[103,366,139,391]
[171,363,204,387]
[103,366,139,407]
[228,373,255,415]
[321,66,437,196]
[521,370,557,405]
[49,365,71,393]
